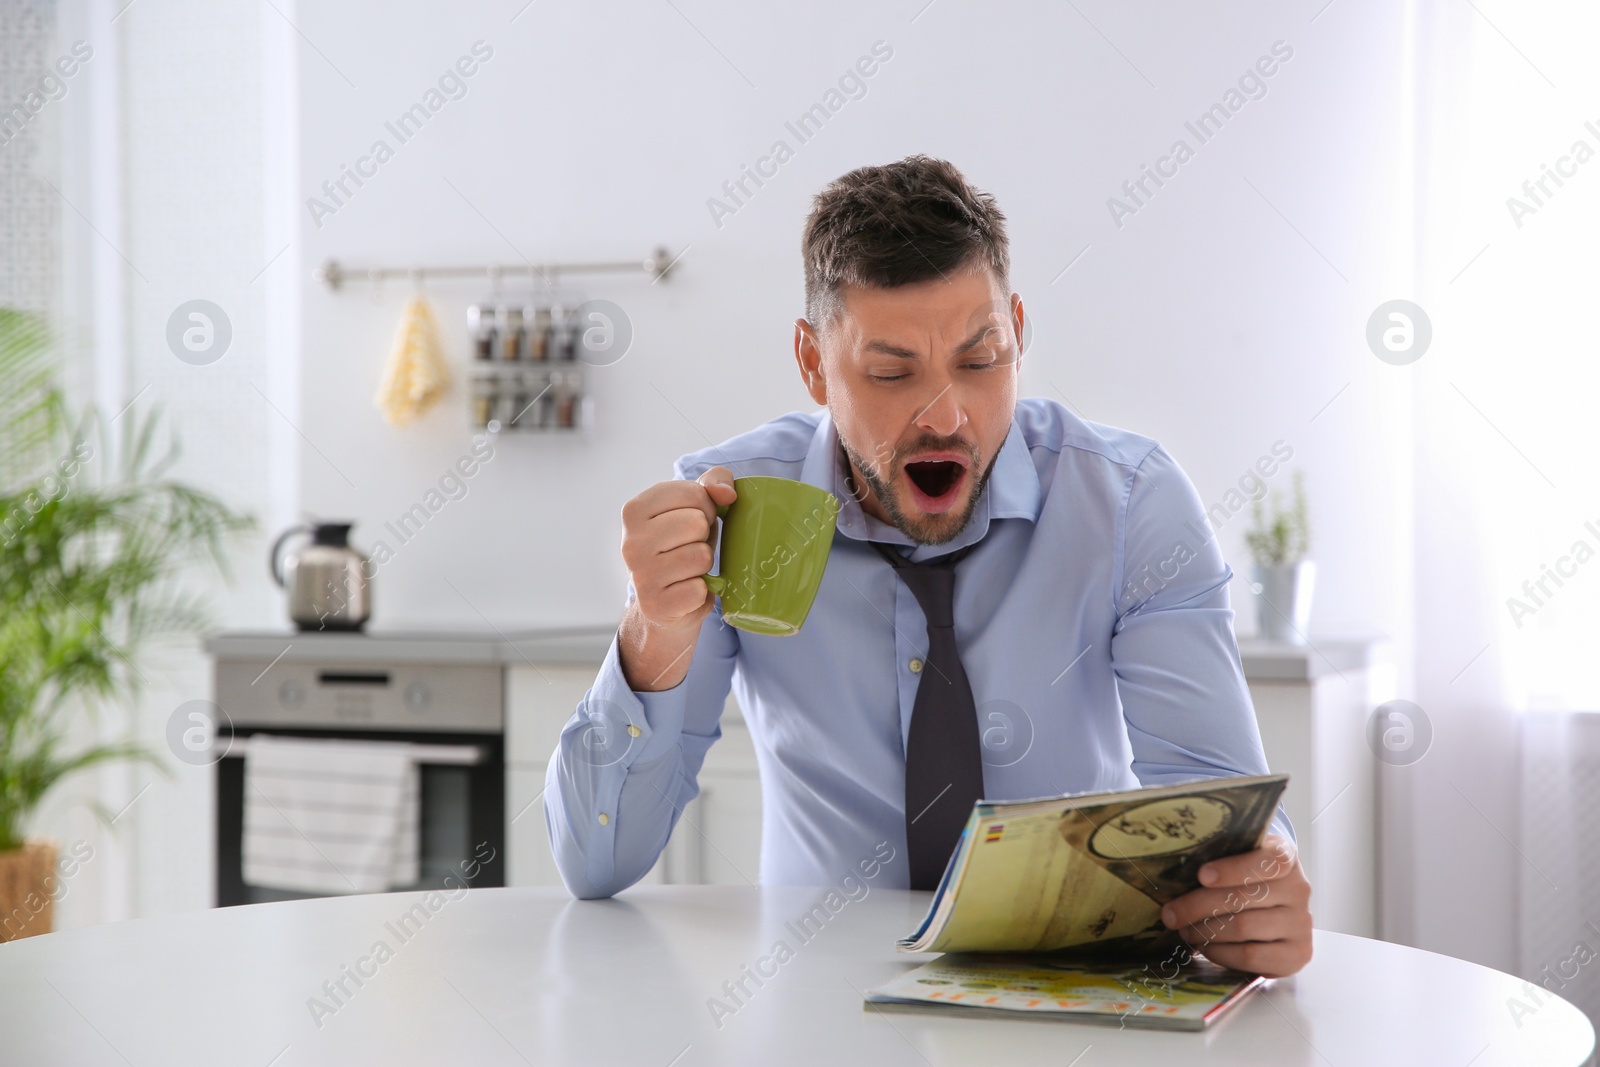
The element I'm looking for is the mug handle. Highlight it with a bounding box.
[701,502,731,597]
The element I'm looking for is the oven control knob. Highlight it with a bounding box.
[278,680,304,708]
[404,682,431,712]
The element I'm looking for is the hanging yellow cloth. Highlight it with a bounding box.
[374,295,450,427]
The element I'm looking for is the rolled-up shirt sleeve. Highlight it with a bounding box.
[544,595,739,898]
[1110,443,1297,847]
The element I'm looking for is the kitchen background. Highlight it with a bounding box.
[7,0,1597,1006]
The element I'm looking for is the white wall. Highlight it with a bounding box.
[287,0,1415,648]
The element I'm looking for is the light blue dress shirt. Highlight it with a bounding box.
[546,397,1295,897]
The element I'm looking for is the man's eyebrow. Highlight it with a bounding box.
[862,339,919,359]
[863,325,995,360]
[951,324,995,356]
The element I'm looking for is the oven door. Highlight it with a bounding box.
[215,726,505,906]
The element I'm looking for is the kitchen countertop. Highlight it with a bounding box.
[203,625,618,666]
[207,627,1388,682]
[1234,633,1388,681]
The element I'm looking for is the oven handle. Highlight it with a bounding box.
[221,736,487,766]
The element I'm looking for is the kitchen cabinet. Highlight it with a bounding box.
[505,665,762,889]
[1240,635,1393,939]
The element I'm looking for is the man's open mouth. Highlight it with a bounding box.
[902,454,969,514]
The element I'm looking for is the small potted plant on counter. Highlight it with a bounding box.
[0,307,250,941]
[1244,469,1314,643]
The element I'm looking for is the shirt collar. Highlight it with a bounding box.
[797,409,1041,560]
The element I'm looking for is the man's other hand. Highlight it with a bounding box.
[1159,834,1313,978]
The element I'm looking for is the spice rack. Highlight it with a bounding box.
[312,247,678,436]
[467,297,592,433]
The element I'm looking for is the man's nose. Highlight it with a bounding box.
[912,378,966,438]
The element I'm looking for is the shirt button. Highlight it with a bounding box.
[909,658,924,674]
[598,813,611,826]
[627,724,642,737]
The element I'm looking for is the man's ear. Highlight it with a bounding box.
[1010,294,1025,369]
[794,318,828,405]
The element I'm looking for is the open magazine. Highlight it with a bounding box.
[898,772,1289,955]
[864,773,1289,1030]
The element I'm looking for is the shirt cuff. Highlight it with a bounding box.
[588,629,692,769]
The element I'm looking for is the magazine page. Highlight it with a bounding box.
[865,952,1267,1031]
[900,774,1289,954]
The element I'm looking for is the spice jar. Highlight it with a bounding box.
[471,378,495,428]
[509,377,531,429]
[496,382,522,430]
[564,305,586,363]
[500,306,523,361]
[468,304,496,362]
[550,305,575,362]
[550,371,576,428]
[536,372,557,428]
[528,306,551,362]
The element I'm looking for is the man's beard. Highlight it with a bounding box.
[840,434,996,546]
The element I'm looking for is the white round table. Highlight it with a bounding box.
[0,885,1591,1065]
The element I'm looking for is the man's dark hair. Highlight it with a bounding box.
[802,155,1010,328]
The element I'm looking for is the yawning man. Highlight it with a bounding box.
[546,155,1313,978]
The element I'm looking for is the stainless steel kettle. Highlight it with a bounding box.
[270,522,371,632]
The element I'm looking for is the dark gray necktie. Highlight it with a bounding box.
[872,541,984,890]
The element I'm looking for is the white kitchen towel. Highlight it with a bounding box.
[242,735,420,894]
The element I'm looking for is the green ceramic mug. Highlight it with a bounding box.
[702,477,841,636]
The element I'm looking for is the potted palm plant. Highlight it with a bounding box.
[0,307,249,941]
[1244,469,1314,643]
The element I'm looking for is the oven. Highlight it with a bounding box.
[211,649,505,907]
